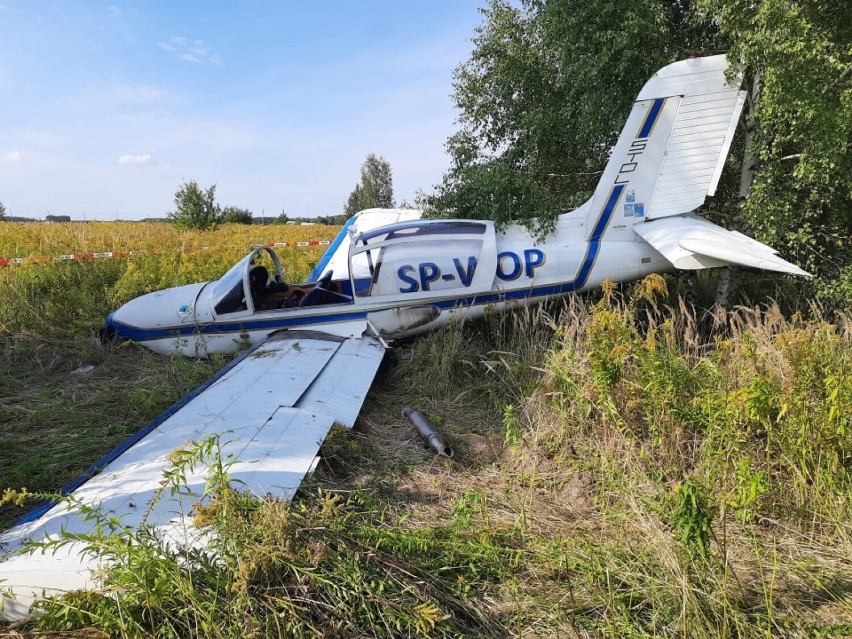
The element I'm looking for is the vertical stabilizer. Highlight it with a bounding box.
[580,55,745,240]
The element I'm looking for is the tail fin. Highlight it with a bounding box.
[578,54,808,276]
[581,55,746,240]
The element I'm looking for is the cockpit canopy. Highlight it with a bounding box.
[209,219,499,316]
[211,247,285,315]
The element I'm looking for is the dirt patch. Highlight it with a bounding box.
[457,433,502,463]
[555,470,598,514]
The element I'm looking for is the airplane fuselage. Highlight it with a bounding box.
[105,54,808,359]
[105,209,671,358]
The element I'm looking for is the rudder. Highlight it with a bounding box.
[580,55,746,240]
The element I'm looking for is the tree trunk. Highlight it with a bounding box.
[714,72,761,309]
[714,267,735,309]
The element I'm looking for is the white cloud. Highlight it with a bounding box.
[117,153,151,165]
[157,36,223,66]
[3,150,21,161]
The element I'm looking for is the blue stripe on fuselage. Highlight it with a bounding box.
[573,184,625,288]
[108,309,369,342]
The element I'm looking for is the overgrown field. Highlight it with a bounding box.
[0,221,337,258]
[0,222,336,337]
[0,224,851,637]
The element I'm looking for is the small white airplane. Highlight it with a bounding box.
[0,54,808,620]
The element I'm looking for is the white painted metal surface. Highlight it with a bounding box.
[648,88,747,217]
[637,54,738,100]
[577,55,746,242]
[0,329,386,620]
[634,215,810,276]
[319,208,424,280]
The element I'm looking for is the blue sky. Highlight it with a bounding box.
[0,2,486,220]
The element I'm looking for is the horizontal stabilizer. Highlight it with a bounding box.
[634,215,810,277]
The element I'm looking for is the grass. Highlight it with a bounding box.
[0,223,333,337]
[0,221,338,258]
[0,336,218,529]
[1,273,851,637]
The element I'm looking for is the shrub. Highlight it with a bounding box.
[219,206,253,225]
[168,181,220,230]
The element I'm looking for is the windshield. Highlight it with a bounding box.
[211,255,250,315]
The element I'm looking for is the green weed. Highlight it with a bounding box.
[13,436,508,637]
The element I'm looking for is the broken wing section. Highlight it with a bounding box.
[0,328,386,621]
[634,214,811,276]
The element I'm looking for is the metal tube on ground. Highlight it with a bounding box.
[403,407,454,458]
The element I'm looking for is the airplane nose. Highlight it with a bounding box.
[99,311,121,344]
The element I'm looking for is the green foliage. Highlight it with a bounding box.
[0,201,6,218]
[729,456,769,523]
[218,206,253,225]
[393,304,561,414]
[432,0,849,300]
[24,437,507,637]
[0,253,234,337]
[0,337,216,528]
[344,153,395,217]
[168,180,221,230]
[502,403,521,446]
[4,280,852,636]
[671,477,714,557]
[696,0,852,304]
[429,0,725,231]
[0,259,129,336]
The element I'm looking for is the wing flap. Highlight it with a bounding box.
[634,215,811,276]
[297,333,387,427]
[0,330,386,620]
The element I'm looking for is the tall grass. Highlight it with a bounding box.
[0,231,330,338]
[0,221,338,258]
[3,275,851,637]
[372,279,852,636]
[9,437,508,638]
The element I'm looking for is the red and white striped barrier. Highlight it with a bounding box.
[0,240,331,268]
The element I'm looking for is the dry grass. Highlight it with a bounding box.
[2,276,851,637]
[309,286,852,637]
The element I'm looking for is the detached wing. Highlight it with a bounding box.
[0,327,385,620]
